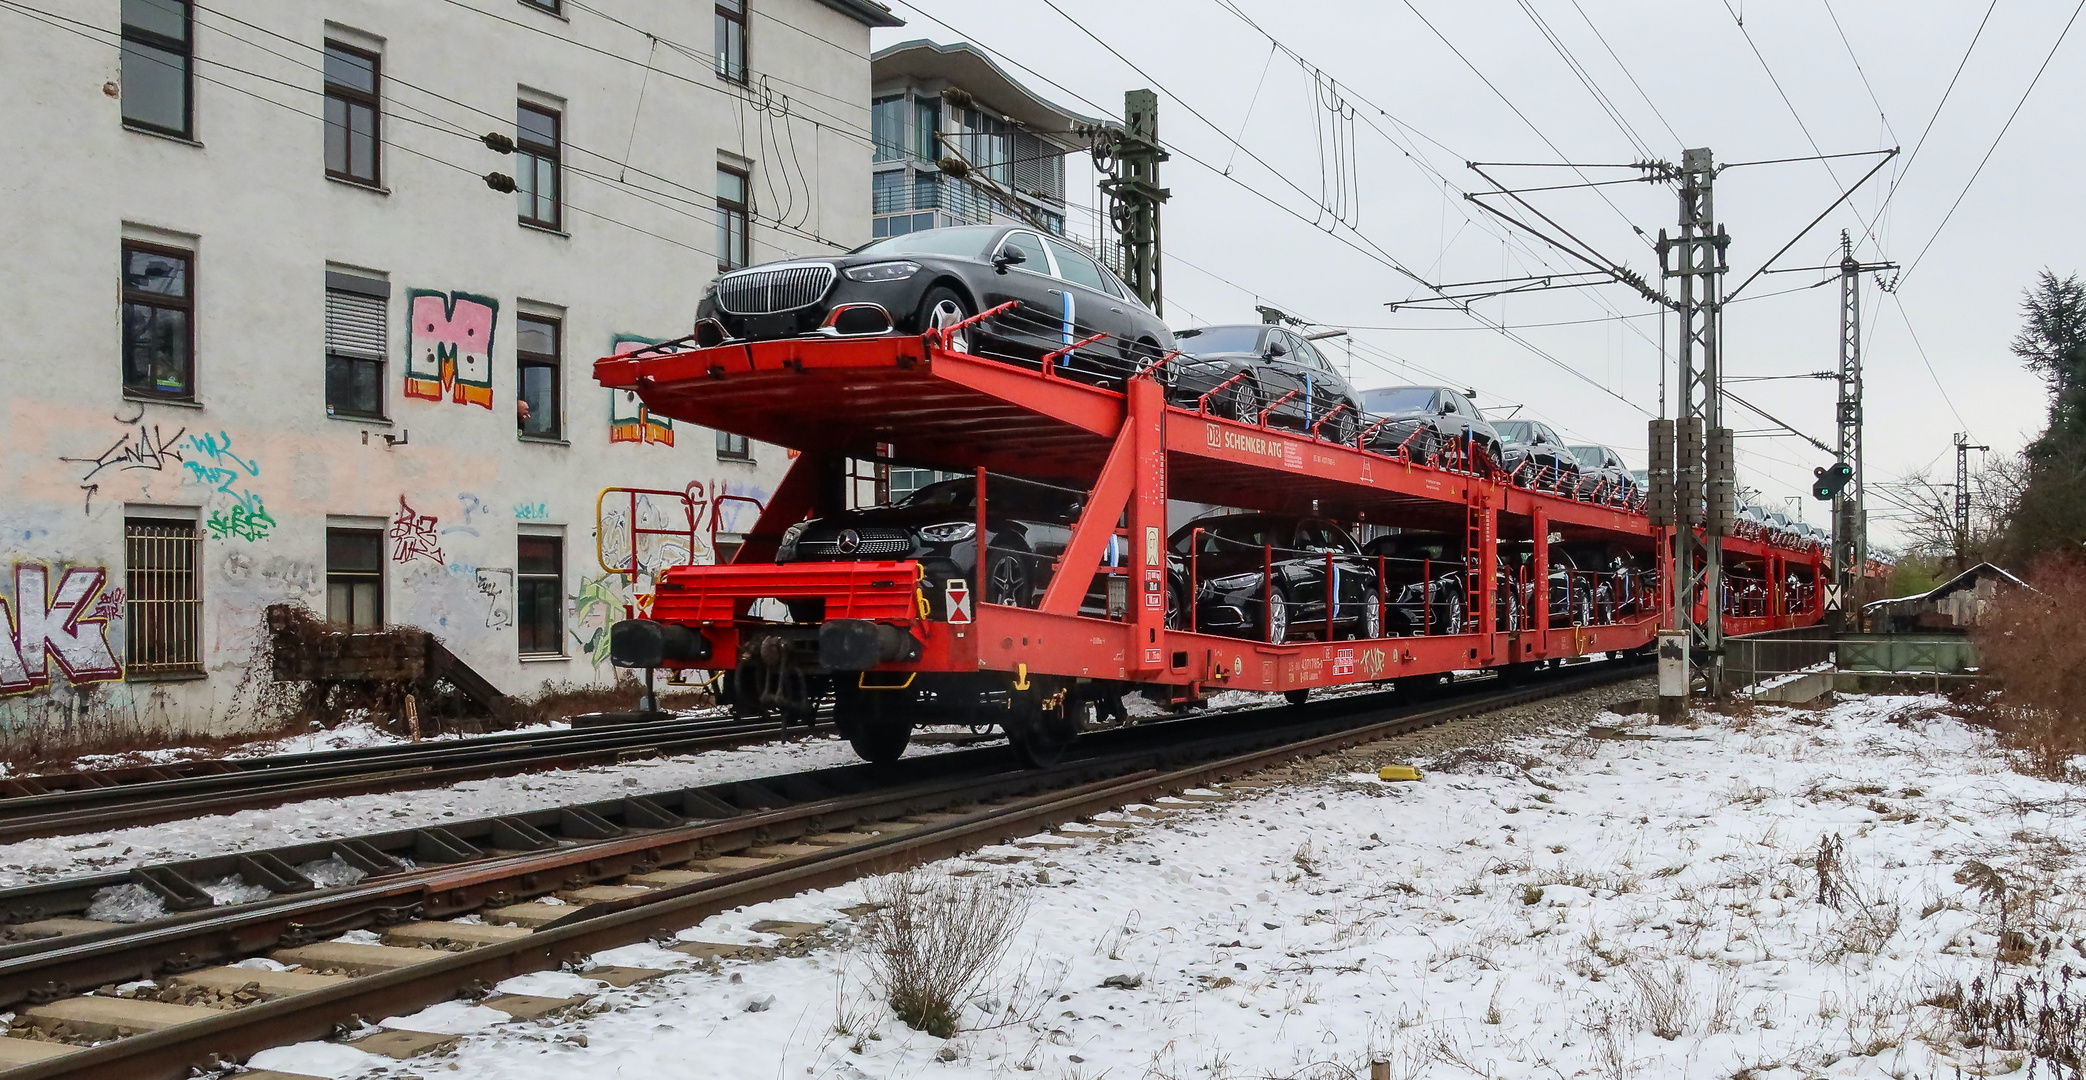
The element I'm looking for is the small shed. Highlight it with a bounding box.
[1863,562,2027,633]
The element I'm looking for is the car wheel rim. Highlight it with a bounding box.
[1364,594,1380,638]
[989,558,1024,606]
[930,299,970,353]
[1268,594,1286,643]
[1446,594,1464,634]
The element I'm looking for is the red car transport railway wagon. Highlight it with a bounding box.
[593,325,1824,766]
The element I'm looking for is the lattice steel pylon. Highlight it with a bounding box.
[1831,231,1896,625]
[1655,149,1732,698]
[1089,90,1170,315]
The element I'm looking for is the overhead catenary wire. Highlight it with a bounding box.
[1896,0,2086,286]
[162,0,858,253]
[894,0,1656,416]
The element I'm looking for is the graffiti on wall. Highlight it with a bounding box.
[474,568,515,629]
[607,336,674,445]
[388,495,445,565]
[60,421,187,514]
[568,571,626,671]
[405,291,498,409]
[183,432,274,542]
[513,502,549,521]
[0,565,123,696]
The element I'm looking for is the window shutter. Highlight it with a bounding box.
[325,288,387,360]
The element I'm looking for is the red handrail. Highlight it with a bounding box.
[1134,349,1181,381]
[1039,332,1109,376]
[924,300,1019,350]
[1197,372,1250,415]
[1258,388,1301,428]
[1310,402,1351,441]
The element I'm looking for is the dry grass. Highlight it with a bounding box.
[861,867,1028,1038]
[1972,556,2086,779]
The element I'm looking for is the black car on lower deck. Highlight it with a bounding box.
[1169,325,1361,440]
[694,224,1175,379]
[776,475,1085,619]
[1358,532,1471,634]
[1174,513,1380,643]
[1357,385,1503,468]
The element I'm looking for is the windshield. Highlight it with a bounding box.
[895,479,975,511]
[1362,387,1437,414]
[1174,516,1287,554]
[1495,421,1533,443]
[1176,325,1265,357]
[1570,446,1605,467]
[850,225,1001,259]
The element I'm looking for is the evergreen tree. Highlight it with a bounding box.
[2005,270,2086,560]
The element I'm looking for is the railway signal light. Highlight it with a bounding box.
[1812,462,1853,500]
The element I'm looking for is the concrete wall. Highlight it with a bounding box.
[0,0,881,743]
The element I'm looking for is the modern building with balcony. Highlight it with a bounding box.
[867,39,1100,242]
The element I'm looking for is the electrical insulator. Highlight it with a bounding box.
[1646,418,1676,526]
[1707,427,1736,534]
[1678,416,1705,527]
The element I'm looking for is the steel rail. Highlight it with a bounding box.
[0,713,827,843]
[0,659,1646,1080]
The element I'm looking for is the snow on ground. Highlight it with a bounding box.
[0,732,965,889]
[252,693,2086,1080]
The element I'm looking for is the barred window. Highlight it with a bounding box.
[125,518,202,678]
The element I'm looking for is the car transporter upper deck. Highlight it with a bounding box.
[593,315,1825,766]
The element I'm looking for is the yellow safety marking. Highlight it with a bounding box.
[858,672,917,690]
[1014,663,1030,691]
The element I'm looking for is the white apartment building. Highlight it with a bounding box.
[0,0,901,743]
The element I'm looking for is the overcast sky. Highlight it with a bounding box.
[872,0,2083,546]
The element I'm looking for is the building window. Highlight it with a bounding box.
[323,42,381,186]
[125,518,201,677]
[716,164,749,271]
[872,95,904,162]
[326,528,383,628]
[912,96,940,161]
[325,271,387,419]
[517,102,562,230]
[717,430,751,460]
[715,0,748,83]
[122,241,195,400]
[121,0,192,138]
[517,313,562,439]
[520,0,561,13]
[517,536,564,656]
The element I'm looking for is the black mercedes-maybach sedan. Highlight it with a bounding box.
[694,224,1176,375]
[775,474,1086,621]
[1169,324,1361,439]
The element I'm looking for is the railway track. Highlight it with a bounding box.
[0,711,830,844]
[0,658,1646,1079]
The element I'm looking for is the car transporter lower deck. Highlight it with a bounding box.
[593,323,1826,766]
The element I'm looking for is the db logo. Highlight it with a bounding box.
[945,579,973,624]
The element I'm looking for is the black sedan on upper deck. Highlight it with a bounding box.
[694,225,1176,377]
[1167,325,1362,439]
[1358,385,1503,469]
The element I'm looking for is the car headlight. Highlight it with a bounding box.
[778,520,811,556]
[844,261,922,283]
[1207,572,1263,591]
[917,521,976,543]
